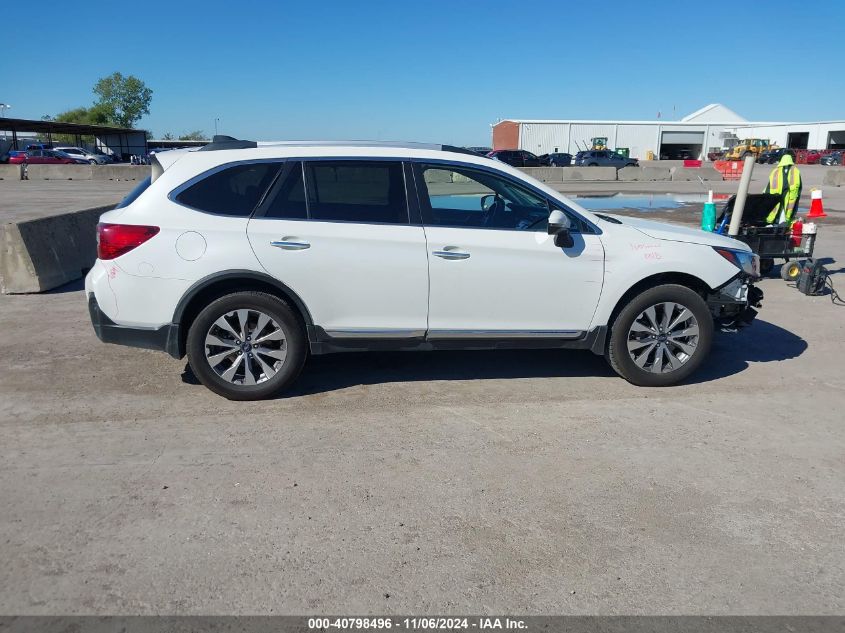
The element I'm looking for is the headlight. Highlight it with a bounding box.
[714,247,759,277]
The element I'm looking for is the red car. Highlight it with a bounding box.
[8,149,85,164]
[805,150,822,165]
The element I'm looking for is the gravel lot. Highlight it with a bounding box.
[1,213,843,615]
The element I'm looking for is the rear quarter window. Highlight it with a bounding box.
[174,162,281,216]
[116,176,152,209]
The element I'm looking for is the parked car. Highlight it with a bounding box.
[540,152,573,166]
[761,148,793,164]
[8,149,87,164]
[85,139,762,400]
[804,150,822,165]
[707,150,725,161]
[574,150,638,168]
[486,149,544,167]
[54,146,110,164]
[756,150,775,164]
[820,151,843,166]
[464,146,491,156]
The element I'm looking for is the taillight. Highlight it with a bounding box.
[97,223,160,260]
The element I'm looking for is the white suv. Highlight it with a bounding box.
[86,138,762,400]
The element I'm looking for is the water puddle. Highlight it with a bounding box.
[571,193,711,212]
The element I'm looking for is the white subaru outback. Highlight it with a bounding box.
[86,137,762,400]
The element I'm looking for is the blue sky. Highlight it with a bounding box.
[2,0,842,145]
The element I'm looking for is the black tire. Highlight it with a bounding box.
[588,162,598,166]
[186,291,307,400]
[89,159,98,165]
[607,284,713,387]
[781,260,802,281]
[760,258,775,276]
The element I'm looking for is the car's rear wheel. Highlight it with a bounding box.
[89,159,97,165]
[607,284,713,387]
[186,291,307,400]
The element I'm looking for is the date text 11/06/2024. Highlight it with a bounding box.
[307,617,528,630]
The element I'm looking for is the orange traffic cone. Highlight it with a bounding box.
[807,188,827,219]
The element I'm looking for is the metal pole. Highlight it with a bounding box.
[728,155,756,236]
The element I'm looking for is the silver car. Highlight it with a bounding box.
[53,146,110,165]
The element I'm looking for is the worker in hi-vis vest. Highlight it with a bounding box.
[764,152,802,224]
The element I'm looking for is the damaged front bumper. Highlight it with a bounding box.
[707,275,764,331]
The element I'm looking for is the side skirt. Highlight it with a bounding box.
[308,326,608,356]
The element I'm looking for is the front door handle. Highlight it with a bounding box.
[433,248,470,260]
[271,239,310,250]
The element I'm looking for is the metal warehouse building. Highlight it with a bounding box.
[492,103,845,160]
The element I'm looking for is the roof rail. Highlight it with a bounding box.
[255,140,441,150]
[199,137,485,157]
[198,135,258,151]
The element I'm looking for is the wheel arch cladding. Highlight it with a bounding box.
[605,272,712,333]
[172,271,313,358]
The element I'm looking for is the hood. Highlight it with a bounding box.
[778,153,795,167]
[599,214,752,251]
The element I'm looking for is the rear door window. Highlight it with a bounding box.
[175,162,281,216]
[261,162,308,219]
[304,161,408,224]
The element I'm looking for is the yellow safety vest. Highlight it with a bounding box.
[766,165,801,223]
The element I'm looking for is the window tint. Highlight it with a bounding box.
[176,162,280,216]
[305,161,407,224]
[263,162,307,219]
[418,164,549,231]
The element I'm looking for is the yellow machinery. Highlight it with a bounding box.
[724,139,778,160]
[590,137,608,150]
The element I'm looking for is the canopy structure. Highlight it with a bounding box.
[0,116,147,158]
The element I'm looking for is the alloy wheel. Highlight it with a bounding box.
[626,302,699,374]
[204,309,287,385]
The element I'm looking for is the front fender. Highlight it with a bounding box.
[589,239,738,329]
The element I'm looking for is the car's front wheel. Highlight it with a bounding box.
[607,284,713,387]
[186,291,307,400]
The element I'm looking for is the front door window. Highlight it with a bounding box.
[417,164,550,231]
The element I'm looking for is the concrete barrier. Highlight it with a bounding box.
[25,164,95,180]
[0,164,22,180]
[0,205,109,293]
[93,165,150,181]
[617,166,672,181]
[823,169,845,187]
[520,167,565,183]
[521,166,617,181]
[24,164,149,181]
[670,166,723,181]
[560,167,617,181]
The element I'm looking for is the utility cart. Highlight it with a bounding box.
[715,193,817,279]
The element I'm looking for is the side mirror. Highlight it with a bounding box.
[548,209,574,248]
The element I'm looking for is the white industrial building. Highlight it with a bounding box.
[491,104,845,160]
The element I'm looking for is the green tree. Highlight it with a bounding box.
[178,130,208,141]
[93,72,153,128]
[53,103,112,125]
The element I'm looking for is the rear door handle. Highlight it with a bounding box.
[271,239,310,250]
[433,248,470,260]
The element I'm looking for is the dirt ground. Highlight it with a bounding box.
[1,218,843,614]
